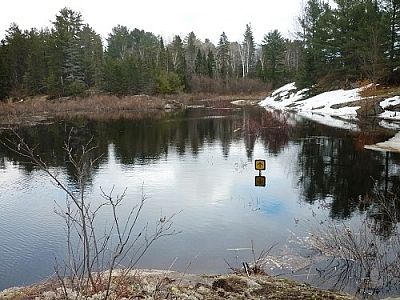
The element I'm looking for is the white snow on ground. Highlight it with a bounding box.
[259,82,400,131]
[364,131,400,153]
[296,111,360,131]
[379,96,400,120]
[259,82,400,151]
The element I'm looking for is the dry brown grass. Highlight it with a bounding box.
[376,84,400,98]
[0,94,168,126]
[0,93,269,126]
[1,94,164,115]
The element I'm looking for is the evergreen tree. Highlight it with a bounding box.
[169,35,187,91]
[46,32,64,98]
[0,39,11,100]
[295,0,327,88]
[106,25,132,60]
[79,25,104,89]
[104,25,134,94]
[296,48,317,90]
[102,56,132,95]
[207,50,216,78]
[194,48,202,75]
[216,32,231,80]
[4,23,29,99]
[155,70,171,94]
[194,48,207,75]
[357,0,388,84]
[25,29,49,95]
[155,70,183,94]
[158,37,168,72]
[262,29,286,88]
[50,8,86,97]
[332,0,364,80]
[130,29,159,93]
[382,0,400,82]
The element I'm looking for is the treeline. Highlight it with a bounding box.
[0,8,299,101]
[297,0,400,91]
[1,1,400,102]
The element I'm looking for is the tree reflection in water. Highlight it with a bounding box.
[1,107,400,297]
[235,109,290,156]
[300,186,400,299]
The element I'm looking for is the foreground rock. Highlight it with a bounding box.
[0,269,359,300]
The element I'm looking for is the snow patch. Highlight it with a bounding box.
[259,82,400,131]
[364,131,400,153]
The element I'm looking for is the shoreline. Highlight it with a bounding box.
[0,268,360,300]
[0,93,267,127]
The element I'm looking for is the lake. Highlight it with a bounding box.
[0,106,399,297]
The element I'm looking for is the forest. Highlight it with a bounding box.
[1,0,400,101]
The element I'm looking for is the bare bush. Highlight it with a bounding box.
[302,185,400,298]
[224,240,278,276]
[190,75,271,95]
[2,129,180,299]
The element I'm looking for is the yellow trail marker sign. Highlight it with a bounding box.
[254,159,266,187]
[255,159,266,171]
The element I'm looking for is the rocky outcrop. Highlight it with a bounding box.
[164,100,184,110]
[0,270,360,300]
[356,101,384,117]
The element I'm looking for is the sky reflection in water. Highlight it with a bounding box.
[0,108,399,296]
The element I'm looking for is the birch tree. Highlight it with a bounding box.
[242,23,256,77]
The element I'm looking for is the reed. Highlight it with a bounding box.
[302,185,400,298]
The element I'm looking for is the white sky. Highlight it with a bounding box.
[0,0,301,45]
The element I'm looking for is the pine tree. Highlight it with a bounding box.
[262,30,286,88]
[158,37,167,72]
[4,23,29,99]
[50,8,86,97]
[79,25,103,89]
[194,48,205,75]
[0,40,11,100]
[332,0,363,80]
[207,50,216,78]
[357,0,388,85]
[296,48,317,90]
[169,35,187,91]
[216,32,231,80]
[382,0,400,82]
[25,29,49,95]
[106,25,132,60]
[295,0,327,88]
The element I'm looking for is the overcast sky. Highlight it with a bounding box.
[1,0,302,45]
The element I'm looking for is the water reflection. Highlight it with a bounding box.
[296,186,400,298]
[296,134,384,219]
[0,107,399,297]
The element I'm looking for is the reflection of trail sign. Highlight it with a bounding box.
[255,159,266,171]
[255,176,266,187]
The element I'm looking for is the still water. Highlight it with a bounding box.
[0,107,399,296]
